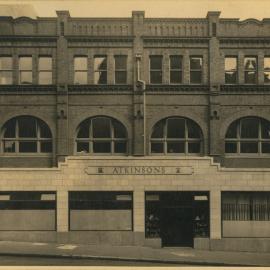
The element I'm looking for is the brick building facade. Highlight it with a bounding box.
[0,10,270,251]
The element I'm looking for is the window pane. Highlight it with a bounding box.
[225,71,237,84]
[264,57,270,70]
[170,71,182,83]
[19,141,37,153]
[225,142,237,153]
[94,71,107,84]
[188,142,201,153]
[244,57,257,70]
[39,121,52,138]
[77,121,90,138]
[19,57,32,70]
[225,57,237,71]
[115,71,127,84]
[39,72,52,84]
[20,71,32,84]
[94,57,107,70]
[245,71,256,84]
[262,143,270,153]
[151,142,163,153]
[152,121,164,138]
[4,141,15,153]
[167,142,185,153]
[190,71,202,84]
[226,121,238,138]
[18,117,37,138]
[92,118,111,138]
[167,118,185,138]
[0,71,12,84]
[115,141,127,153]
[190,57,202,69]
[170,56,182,69]
[0,57,12,70]
[40,141,52,153]
[113,121,126,138]
[39,57,52,70]
[115,56,127,69]
[241,118,259,138]
[261,120,270,139]
[150,71,162,84]
[4,119,16,138]
[93,142,111,153]
[187,121,201,138]
[240,142,258,153]
[150,56,162,69]
[264,72,270,83]
[77,142,89,153]
[74,72,87,84]
[74,57,87,70]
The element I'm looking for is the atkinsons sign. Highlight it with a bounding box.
[84,166,194,175]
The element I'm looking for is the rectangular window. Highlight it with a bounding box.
[150,55,162,84]
[170,55,182,84]
[38,56,52,85]
[19,56,32,84]
[94,56,107,84]
[225,57,237,84]
[74,56,87,84]
[190,56,202,84]
[244,57,257,84]
[264,57,270,83]
[0,56,12,85]
[114,55,127,84]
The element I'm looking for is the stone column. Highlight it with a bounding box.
[183,50,189,84]
[57,190,69,232]
[133,190,145,232]
[258,52,264,85]
[210,189,222,239]
[238,51,244,84]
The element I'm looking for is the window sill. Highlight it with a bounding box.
[224,155,270,158]
[0,153,52,157]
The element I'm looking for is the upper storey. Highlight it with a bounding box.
[0,10,270,38]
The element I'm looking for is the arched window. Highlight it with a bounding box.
[225,117,270,154]
[2,116,52,153]
[150,117,203,154]
[76,116,127,154]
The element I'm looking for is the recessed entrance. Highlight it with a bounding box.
[145,191,209,247]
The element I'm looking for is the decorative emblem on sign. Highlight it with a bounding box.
[84,166,194,175]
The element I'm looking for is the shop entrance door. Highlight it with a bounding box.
[161,206,193,247]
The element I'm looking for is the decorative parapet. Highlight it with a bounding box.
[219,18,270,37]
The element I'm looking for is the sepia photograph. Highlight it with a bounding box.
[0,0,270,268]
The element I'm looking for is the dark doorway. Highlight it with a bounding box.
[145,191,209,247]
[161,206,193,247]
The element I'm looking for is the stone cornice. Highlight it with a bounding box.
[143,36,210,44]
[66,35,134,43]
[68,85,133,93]
[221,85,270,92]
[0,85,57,93]
[0,35,57,42]
[146,84,209,92]
[220,37,270,44]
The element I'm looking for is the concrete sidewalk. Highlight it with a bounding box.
[0,241,269,266]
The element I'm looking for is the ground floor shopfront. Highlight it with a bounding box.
[0,156,269,252]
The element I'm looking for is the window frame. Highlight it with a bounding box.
[73,56,88,85]
[2,117,53,155]
[225,117,270,156]
[19,56,33,85]
[149,55,163,84]
[244,56,257,84]
[76,117,128,155]
[38,56,52,85]
[224,56,238,84]
[114,55,127,84]
[264,56,270,84]
[150,117,203,155]
[169,55,183,84]
[0,56,13,85]
[94,55,107,85]
[189,56,203,84]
